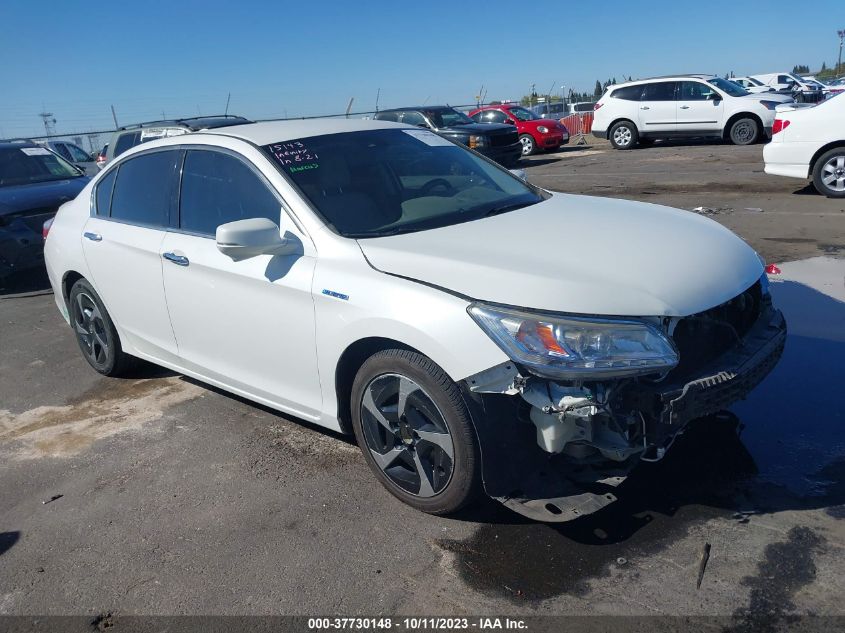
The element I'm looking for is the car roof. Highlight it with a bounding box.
[116,115,251,132]
[611,74,716,87]
[377,105,456,112]
[0,140,39,149]
[202,118,409,146]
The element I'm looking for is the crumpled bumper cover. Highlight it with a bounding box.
[465,303,787,523]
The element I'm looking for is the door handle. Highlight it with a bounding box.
[680,105,690,109]
[640,106,650,110]
[163,252,189,266]
[83,232,102,242]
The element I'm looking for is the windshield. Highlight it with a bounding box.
[0,146,82,187]
[264,129,546,238]
[508,106,539,121]
[708,77,749,97]
[422,108,473,127]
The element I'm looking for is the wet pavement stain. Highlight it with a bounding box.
[725,527,826,633]
[0,376,203,458]
[439,414,756,601]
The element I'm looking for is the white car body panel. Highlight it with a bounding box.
[764,95,845,180]
[44,119,765,437]
[358,193,762,318]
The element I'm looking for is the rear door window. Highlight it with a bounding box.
[478,110,509,124]
[642,82,677,101]
[65,143,91,162]
[53,143,73,161]
[109,150,179,227]
[401,111,427,127]
[178,149,281,236]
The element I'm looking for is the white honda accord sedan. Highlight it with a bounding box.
[44,119,786,522]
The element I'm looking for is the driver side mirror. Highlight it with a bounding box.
[707,92,722,101]
[216,217,298,261]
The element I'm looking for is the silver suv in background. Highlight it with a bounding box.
[102,115,251,167]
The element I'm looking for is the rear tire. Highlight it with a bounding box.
[350,349,481,515]
[609,121,638,150]
[69,278,138,376]
[812,148,845,198]
[729,117,760,145]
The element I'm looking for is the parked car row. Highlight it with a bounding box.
[374,104,570,163]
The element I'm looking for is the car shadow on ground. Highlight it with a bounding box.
[0,531,21,556]
[791,183,821,196]
[0,270,52,298]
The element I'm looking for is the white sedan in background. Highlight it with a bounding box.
[764,94,845,197]
[44,119,785,522]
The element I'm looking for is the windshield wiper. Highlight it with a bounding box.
[482,201,533,218]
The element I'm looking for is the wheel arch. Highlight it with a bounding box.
[608,117,638,133]
[723,112,764,140]
[61,270,85,306]
[334,337,421,434]
[809,141,845,174]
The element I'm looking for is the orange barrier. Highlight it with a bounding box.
[560,112,594,136]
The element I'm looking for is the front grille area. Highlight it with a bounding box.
[669,280,763,380]
[490,131,518,147]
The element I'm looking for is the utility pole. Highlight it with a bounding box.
[225,92,231,116]
[374,88,380,114]
[110,105,119,129]
[838,30,844,75]
[38,111,56,137]
[345,97,354,118]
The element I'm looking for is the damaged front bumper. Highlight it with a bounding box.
[463,302,786,522]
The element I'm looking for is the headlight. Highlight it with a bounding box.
[759,100,780,110]
[537,126,549,133]
[468,303,679,379]
[468,135,488,149]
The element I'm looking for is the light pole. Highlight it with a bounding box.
[838,30,844,75]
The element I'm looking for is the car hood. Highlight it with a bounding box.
[741,93,793,103]
[0,177,89,216]
[358,193,763,317]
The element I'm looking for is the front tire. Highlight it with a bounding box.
[812,148,845,198]
[519,134,536,156]
[609,120,638,150]
[69,278,138,376]
[350,349,481,515]
[729,117,760,145]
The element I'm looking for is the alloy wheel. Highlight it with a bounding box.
[360,373,454,497]
[520,136,534,155]
[821,155,845,192]
[72,292,109,366]
[613,126,632,147]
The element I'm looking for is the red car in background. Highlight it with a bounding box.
[469,104,569,156]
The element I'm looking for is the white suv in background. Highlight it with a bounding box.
[592,75,787,149]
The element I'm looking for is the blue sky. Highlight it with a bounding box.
[1,0,842,138]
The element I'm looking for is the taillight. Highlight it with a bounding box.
[42,217,54,240]
[594,103,603,110]
[772,119,790,134]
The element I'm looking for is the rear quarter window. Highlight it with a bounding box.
[113,132,141,158]
[611,85,643,101]
[95,169,116,215]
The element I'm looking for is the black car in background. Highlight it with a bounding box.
[374,106,522,166]
[0,142,89,285]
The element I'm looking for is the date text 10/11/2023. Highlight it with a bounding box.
[307,617,529,630]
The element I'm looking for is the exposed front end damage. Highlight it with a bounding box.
[463,284,787,522]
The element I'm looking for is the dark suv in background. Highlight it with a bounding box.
[374,106,522,166]
[102,115,252,166]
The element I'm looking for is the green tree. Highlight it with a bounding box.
[594,80,602,96]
